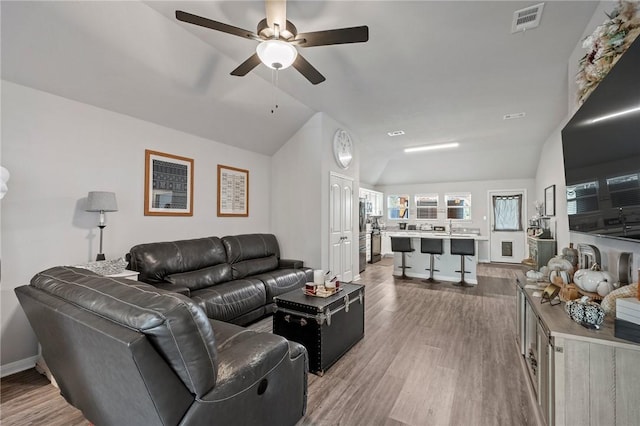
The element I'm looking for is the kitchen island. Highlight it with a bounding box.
[383,230,488,284]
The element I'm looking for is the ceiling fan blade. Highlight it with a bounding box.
[265,0,287,34]
[292,54,326,85]
[230,54,262,77]
[176,10,260,41]
[296,26,369,47]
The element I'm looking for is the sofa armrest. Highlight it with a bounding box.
[153,282,191,297]
[278,259,304,269]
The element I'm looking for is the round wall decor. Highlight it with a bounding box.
[333,129,353,169]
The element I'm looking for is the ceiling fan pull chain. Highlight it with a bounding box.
[271,68,280,114]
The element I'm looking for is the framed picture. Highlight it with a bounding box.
[217,164,249,217]
[144,149,194,216]
[544,184,556,217]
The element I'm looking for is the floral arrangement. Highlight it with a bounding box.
[576,0,640,104]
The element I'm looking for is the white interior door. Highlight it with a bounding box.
[489,190,526,263]
[329,173,353,282]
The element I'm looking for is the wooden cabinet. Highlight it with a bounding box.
[553,337,639,426]
[515,272,640,426]
[527,236,556,269]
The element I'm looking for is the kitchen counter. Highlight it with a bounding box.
[382,230,486,283]
[383,229,488,240]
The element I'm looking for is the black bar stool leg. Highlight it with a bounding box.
[453,256,473,287]
[423,254,440,283]
[401,252,411,279]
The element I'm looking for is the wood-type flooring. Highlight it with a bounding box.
[1,261,537,426]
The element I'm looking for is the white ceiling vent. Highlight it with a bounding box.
[511,3,545,33]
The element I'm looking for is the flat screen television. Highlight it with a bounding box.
[561,36,640,242]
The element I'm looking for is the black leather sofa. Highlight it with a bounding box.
[128,234,312,325]
[15,266,308,426]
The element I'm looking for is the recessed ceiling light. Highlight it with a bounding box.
[404,142,459,153]
[503,112,526,120]
[387,130,405,137]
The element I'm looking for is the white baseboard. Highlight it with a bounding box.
[0,355,38,378]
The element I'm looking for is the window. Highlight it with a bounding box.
[415,194,438,220]
[492,194,523,231]
[566,181,598,215]
[388,195,409,220]
[445,193,471,220]
[607,173,640,208]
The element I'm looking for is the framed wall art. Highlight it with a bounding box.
[144,149,194,216]
[544,184,556,217]
[217,164,249,217]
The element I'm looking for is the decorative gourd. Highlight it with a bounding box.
[549,269,570,285]
[565,298,605,327]
[596,280,614,297]
[547,255,574,274]
[573,269,614,293]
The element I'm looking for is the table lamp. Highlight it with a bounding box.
[86,191,118,261]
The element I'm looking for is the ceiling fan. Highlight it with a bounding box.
[175,0,369,85]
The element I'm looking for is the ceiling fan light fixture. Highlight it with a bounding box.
[256,39,298,70]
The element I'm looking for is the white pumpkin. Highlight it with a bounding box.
[597,280,614,297]
[549,269,570,284]
[573,269,614,293]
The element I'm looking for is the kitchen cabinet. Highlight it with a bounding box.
[515,272,640,426]
[359,188,384,217]
[381,231,392,257]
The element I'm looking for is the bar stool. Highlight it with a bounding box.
[450,238,475,287]
[391,237,414,279]
[420,238,443,283]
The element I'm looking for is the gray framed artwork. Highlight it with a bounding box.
[544,184,555,217]
[144,149,193,216]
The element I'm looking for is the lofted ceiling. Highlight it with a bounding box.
[1,1,599,186]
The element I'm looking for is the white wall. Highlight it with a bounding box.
[0,81,273,373]
[271,113,323,268]
[534,121,570,248]
[377,178,536,235]
[272,112,361,274]
[534,0,640,263]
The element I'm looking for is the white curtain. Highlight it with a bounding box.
[493,195,522,231]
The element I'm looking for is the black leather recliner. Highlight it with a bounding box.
[15,266,308,426]
[128,234,313,325]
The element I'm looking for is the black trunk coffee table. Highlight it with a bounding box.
[273,283,365,376]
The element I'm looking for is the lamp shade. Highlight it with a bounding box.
[256,40,298,70]
[86,191,118,212]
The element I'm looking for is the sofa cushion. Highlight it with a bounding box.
[252,269,308,300]
[166,264,233,291]
[30,266,218,397]
[189,279,267,322]
[129,237,229,283]
[222,234,281,279]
